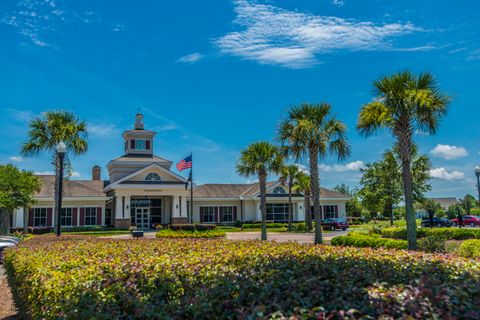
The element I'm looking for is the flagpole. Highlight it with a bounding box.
[190,152,193,223]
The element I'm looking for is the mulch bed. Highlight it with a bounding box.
[0,265,17,319]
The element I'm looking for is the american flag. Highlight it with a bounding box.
[176,155,192,171]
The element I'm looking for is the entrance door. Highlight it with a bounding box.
[135,207,150,229]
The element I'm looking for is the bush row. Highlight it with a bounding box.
[241,222,309,231]
[459,239,480,258]
[155,229,226,239]
[5,236,480,319]
[331,232,408,249]
[381,227,480,240]
[167,224,217,231]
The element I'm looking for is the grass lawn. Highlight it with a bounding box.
[4,235,479,319]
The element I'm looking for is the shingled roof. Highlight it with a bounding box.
[193,182,349,199]
[36,175,106,198]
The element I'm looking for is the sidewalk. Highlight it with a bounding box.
[0,265,17,319]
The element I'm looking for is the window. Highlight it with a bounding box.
[135,139,146,150]
[33,208,47,227]
[220,206,234,222]
[323,205,338,219]
[266,203,289,222]
[85,207,97,225]
[61,208,72,226]
[200,207,215,223]
[145,173,161,181]
[273,186,286,194]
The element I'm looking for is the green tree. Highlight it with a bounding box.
[295,171,312,231]
[21,111,88,225]
[420,198,441,228]
[459,194,477,213]
[278,103,350,244]
[0,164,41,235]
[279,164,302,231]
[333,184,362,217]
[237,142,283,240]
[357,71,449,250]
[435,207,446,218]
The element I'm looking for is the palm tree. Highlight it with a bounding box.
[295,171,312,231]
[357,71,449,250]
[279,164,302,231]
[21,111,88,225]
[237,142,283,240]
[278,103,350,244]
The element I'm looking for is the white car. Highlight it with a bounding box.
[0,237,18,263]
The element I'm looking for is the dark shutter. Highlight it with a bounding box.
[214,207,219,223]
[146,140,151,150]
[334,206,338,218]
[219,207,223,223]
[233,206,237,222]
[96,207,102,226]
[80,208,85,226]
[199,207,204,223]
[72,208,78,226]
[47,208,53,226]
[130,139,135,149]
[28,209,34,226]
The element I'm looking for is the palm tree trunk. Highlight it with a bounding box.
[309,149,323,244]
[259,173,267,241]
[399,144,417,250]
[305,189,311,231]
[288,182,292,231]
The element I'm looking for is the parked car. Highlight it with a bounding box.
[451,215,480,227]
[321,218,348,231]
[0,239,17,263]
[421,217,453,228]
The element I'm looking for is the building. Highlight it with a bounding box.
[11,114,349,230]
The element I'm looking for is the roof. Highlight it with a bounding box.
[430,197,458,209]
[35,175,106,198]
[193,182,349,199]
[109,154,171,162]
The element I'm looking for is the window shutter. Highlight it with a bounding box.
[80,208,85,226]
[130,139,135,149]
[28,209,34,226]
[199,207,204,223]
[219,207,223,223]
[96,207,102,226]
[334,206,338,218]
[233,206,237,221]
[72,208,78,226]
[47,208,53,227]
[214,207,219,223]
[146,140,150,150]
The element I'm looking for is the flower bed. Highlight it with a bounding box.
[4,236,480,319]
[331,232,408,249]
[155,229,226,238]
[381,227,480,240]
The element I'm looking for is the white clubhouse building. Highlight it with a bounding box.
[11,114,349,230]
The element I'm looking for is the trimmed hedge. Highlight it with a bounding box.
[459,239,480,258]
[241,222,309,231]
[5,236,480,319]
[168,224,216,231]
[332,232,408,249]
[381,227,480,240]
[156,229,226,238]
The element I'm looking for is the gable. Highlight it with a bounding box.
[126,165,185,183]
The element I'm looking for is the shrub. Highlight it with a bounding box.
[381,227,480,240]
[155,229,226,238]
[5,236,480,319]
[168,224,216,232]
[331,232,408,249]
[418,236,447,253]
[27,226,53,234]
[62,226,116,232]
[241,222,287,229]
[458,239,480,258]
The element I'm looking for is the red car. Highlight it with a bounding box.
[451,215,480,227]
[321,218,349,231]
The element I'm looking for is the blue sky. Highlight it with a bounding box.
[1,0,479,198]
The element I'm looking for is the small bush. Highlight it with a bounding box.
[418,236,447,253]
[168,224,216,231]
[27,226,53,234]
[155,229,226,238]
[458,239,480,258]
[381,227,480,240]
[62,226,116,232]
[332,232,408,249]
[242,222,287,229]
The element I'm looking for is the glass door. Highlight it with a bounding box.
[135,207,151,229]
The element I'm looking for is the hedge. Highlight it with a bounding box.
[6,236,480,319]
[381,227,480,240]
[241,222,309,231]
[332,232,408,249]
[156,229,226,238]
[168,224,216,231]
[458,239,480,258]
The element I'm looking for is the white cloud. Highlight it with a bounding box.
[331,0,345,7]
[295,163,309,174]
[35,171,54,175]
[8,156,22,162]
[89,124,120,138]
[319,160,364,172]
[71,171,81,178]
[177,53,204,63]
[429,168,465,181]
[430,144,468,160]
[215,0,421,68]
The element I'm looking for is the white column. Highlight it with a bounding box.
[256,201,261,221]
[172,196,180,218]
[115,195,131,219]
[297,202,305,221]
[180,196,187,219]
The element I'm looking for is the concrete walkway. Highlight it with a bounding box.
[105,230,349,243]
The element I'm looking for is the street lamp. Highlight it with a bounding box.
[475,166,480,207]
[55,141,66,237]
